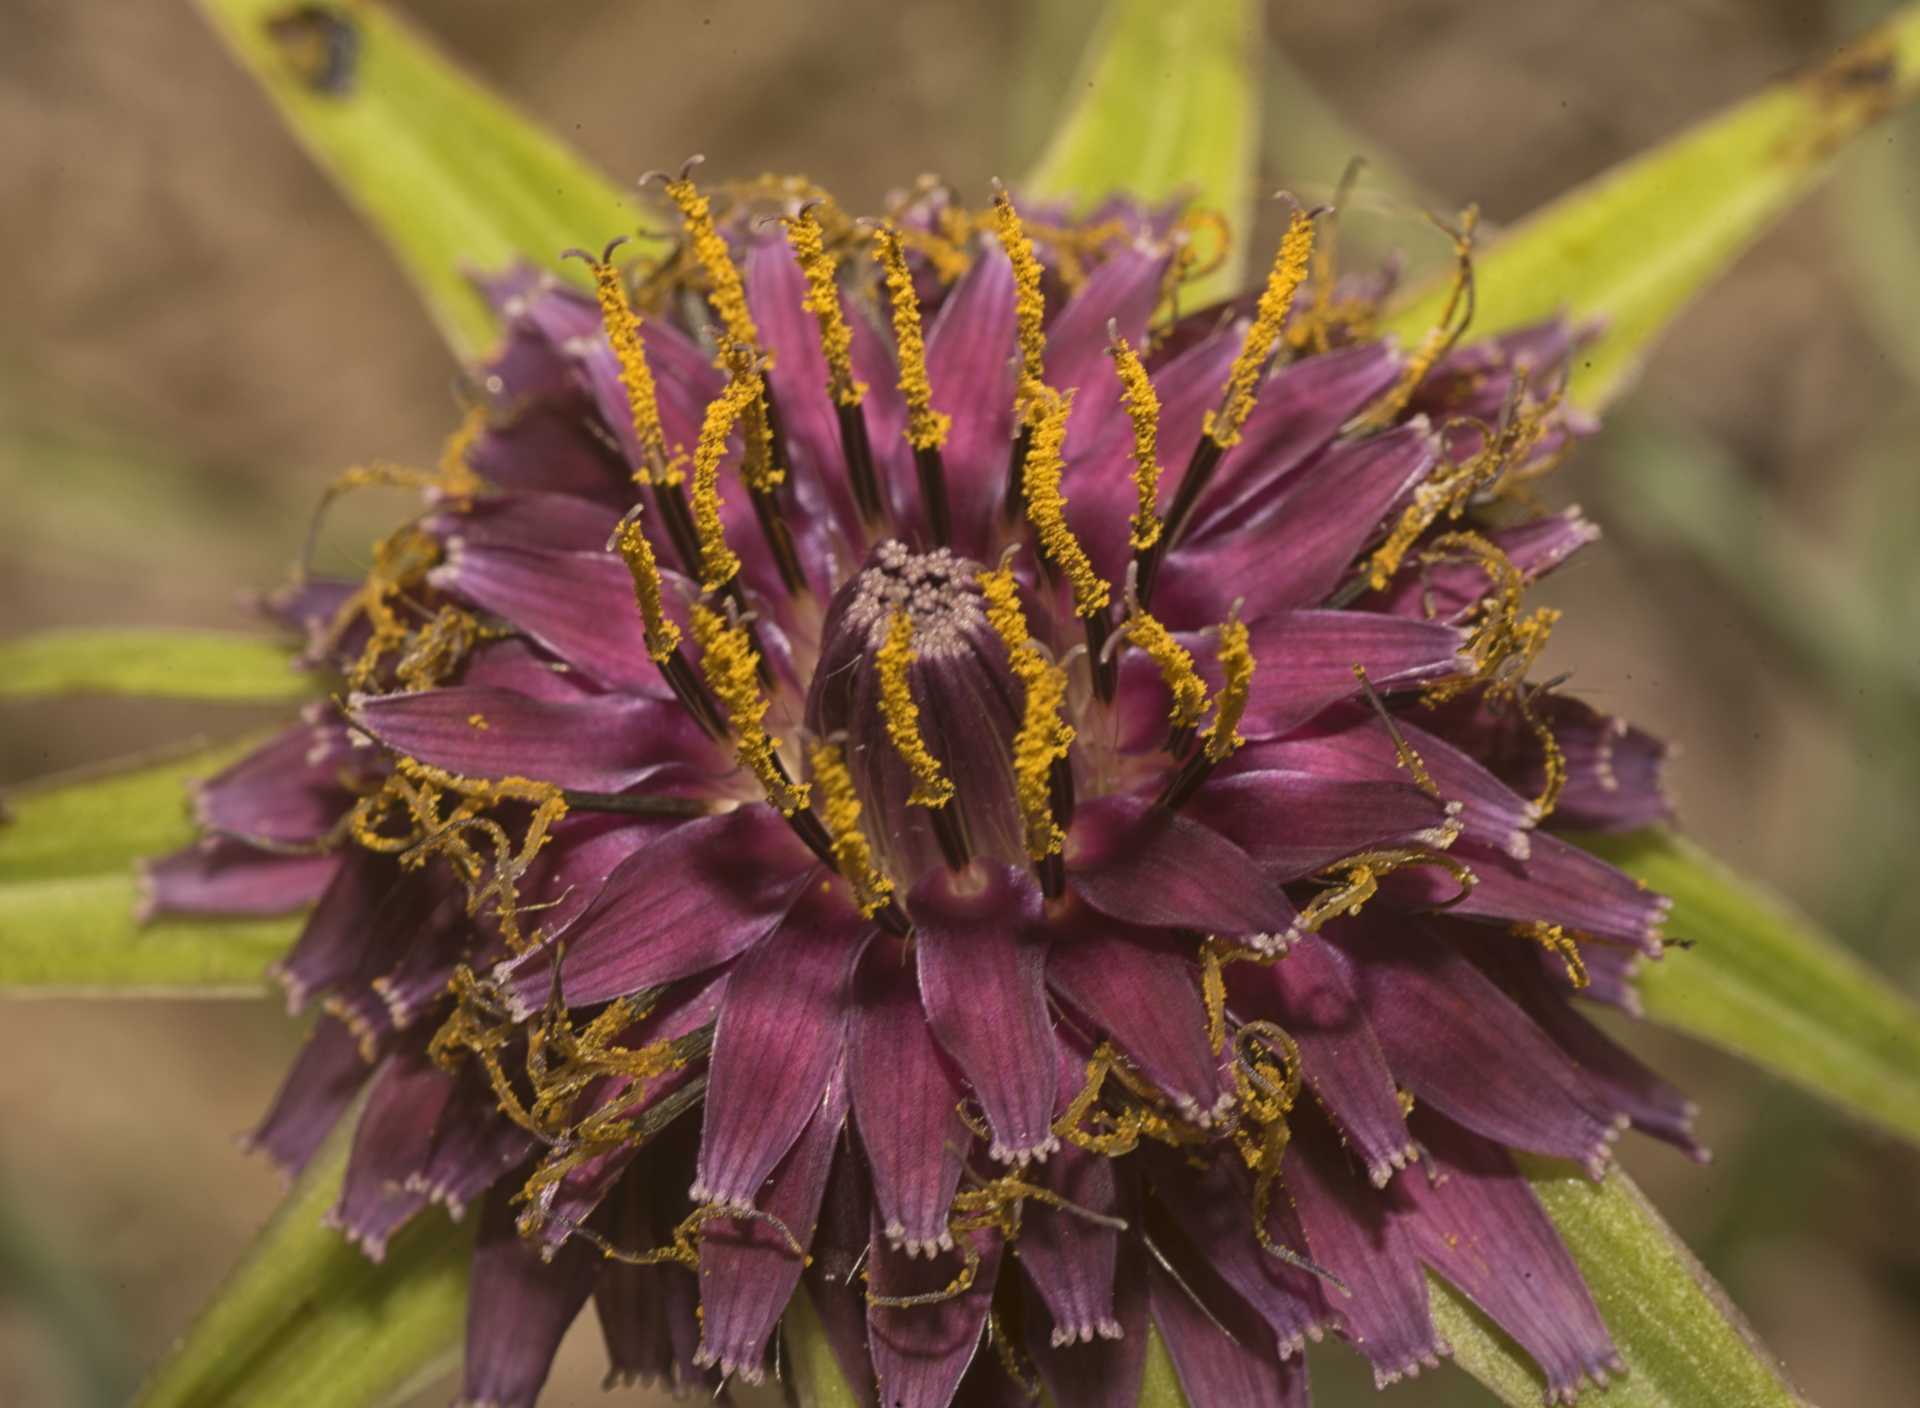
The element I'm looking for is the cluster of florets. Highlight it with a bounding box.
[146,167,1693,1408]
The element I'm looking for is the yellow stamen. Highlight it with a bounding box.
[688,354,762,593]
[726,340,783,495]
[583,254,681,484]
[875,610,954,808]
[610,511,681,661]
[690,604,808,814]
[1109,333,1165,552]
[662,175,762,358]
[436,405,489,498]
[1022,388,1110,618]
[977,566,1032,652]
[1514,920,1589,990]
[1201,615,1254,762]
[1203,209,1315,449]
[989,188,1049,426]
[807,741,895,916]
[784,207,866,407]
[872,225,952,451]
[1125,609,1209,732]
[1010,649,1073,860]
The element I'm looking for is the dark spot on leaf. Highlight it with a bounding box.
[266,4,362,97]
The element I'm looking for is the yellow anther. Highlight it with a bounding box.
[1514,920,1589,990]
[611,511,681,662]
[688,354,763,593]
[725,340,783,495]
[583,254,681,484]
[1010,649,1074,860]
[875,611,954,808]
[436,406,488,499]
[1204,209,1316,449]
[662,175,762,357]
[1125,609,1209,732]
[1022,388,1110,618]
[873,225,952,451]
[1108,333,1165,552]
[807,741,895,916]
[1355,206,1480,432]
[976,566,1033,653]
[784,207,866,407]
[989,187,1049,426]
[1202,615,1254,763]
[690,604,809,814]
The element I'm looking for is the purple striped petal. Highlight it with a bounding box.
[429,490,620,555]
[192,722,355,845]
[349,683,719,793]
[691,885,869,1210]
[1147,1253,1309,1408]
[137,838,338,922]
[696,1060,849,1381]
[244,1015,369,1178]
[867,1223,1003,1408]
[1163,422,1437,621]
[923,244,1017,555]
[1285,1115,1447,1386]
[456,638,597,701]
[1015,1127,1124,1345]
[429,541,673,697]
[327,1054,451,1258]
[1340,914,1627,1174]
[1393,1112,1623,1404]
[404,1069,537,1218]
[1046,910,1228,1122]
[1048,245,1176,459]
[1185,339,1406,541]
[913,863,1058,1164]
[851,934,970,1256]
[1025,1181,1149,1408]
[1188,770,1456,882]
[1382,832,1669,953]
[457,1183,599,1408]
[270,848,407,1010]
[504,809,811,1013]
[469,402,628,505]
[1369,507,1598,623]
[1068,794,1298,948]
[593,1124,714,1394]
[1237,611,1471,738]
[803,1149,884,1408]
[1226,934,1415,1185]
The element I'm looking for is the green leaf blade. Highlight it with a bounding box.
[0,629,314,702]
[195,0,639,360]
[1382,4,1920,408]
[1436,1163,1801,1406]
[134,1117,472,1408]
[1023,0,1260,302]
[1581,829,1920,1147]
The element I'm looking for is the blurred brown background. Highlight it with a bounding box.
[3,1,1918,1404]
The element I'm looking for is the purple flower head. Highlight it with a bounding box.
[149,169,1696,1407]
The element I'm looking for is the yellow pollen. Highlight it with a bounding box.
[1202,615,1254,762]
[690,604,808,814]
[1514,920,1589,989]
[876,610,954,808]
[1022,388,1110,618]
[807,741,895,916]
[1355,206,1480,432]
[436,406,488,498]
[784,208,866,407]
[1125,609,1209,731]
[689,354,762,592]
[1108,333,1164,552]
[611,511,681,662]
[725,340,783,495]
[1010,649,1074,860]
[873,225,952,451]
[989,188,1049,426]
[584,255,681,485]
[1203,209,1316,449]
[663,175,762,358]
[977,566,1031,651]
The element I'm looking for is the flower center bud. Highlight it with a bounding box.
[808,540,1026,885]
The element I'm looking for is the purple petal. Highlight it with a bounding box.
[1046,908,1227,1122]
[348,683,719,793]
[1340,914,1627,1174]
[1285,1115,1447,1386]
[193,722,356,846]
[469,402,628,505]
[1025,1180,1149,1408]
[1146,1254,1309,1408]
[327,1054,451,1258]
[429,490,620,556]
[1368,507,1599,623]
[692,884,869,1210]
[697,1060,850,1382]
[851,934,970,1256]
[244,1015,370,1178]
[593,1130,714,1395]
[1237,611,1470,738]
[1163,422,1437,621]
[457,1183,599,1408]
[912,864,1058,1164]
[138,838,338,922]
[404,1069,537,1218]
[1015,1119,1123,1346]
[1226,934,1415,1185]
[270,848,408,1010]
[1393,1112,1623,1403]
[922,244,1017,556]
[1047,245,1176,460]
[1188,769,1456,882]
[867,1223,1003,1408]
[428,541,672,697]
[1185,339,1406,540]
[504,809,812,1013]
[803,1149,884,1407]
[1068,794,1298,947]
